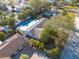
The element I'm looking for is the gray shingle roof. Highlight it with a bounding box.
[0,33,27,58]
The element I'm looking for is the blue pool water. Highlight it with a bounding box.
[16,19,33,28]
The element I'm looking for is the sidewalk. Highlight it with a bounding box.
[75,17,79,30]
[75,17,79,37]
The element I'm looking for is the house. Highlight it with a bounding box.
[0,33,28,59]
[31,52,50,59]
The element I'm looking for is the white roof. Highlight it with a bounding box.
[18,26,29,31]
[0,41,2,44]
[31,53,49,59]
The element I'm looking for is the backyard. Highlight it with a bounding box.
[0,0,79,59]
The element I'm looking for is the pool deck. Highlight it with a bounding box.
[27,18,46,31]
[17,18,46,37]
[17,20,39,31]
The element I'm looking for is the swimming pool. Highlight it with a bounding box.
[16,19,33,27]
[16,18,45,38]
[16,18,39,32]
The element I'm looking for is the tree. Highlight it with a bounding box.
[65,0,77,6]
[48,47,61,59]
[41,28,58,43]
[18,8,31,20]
[9,0,17,6]
[28,0,50,15]
[53,0,65,8]
[0,32,5,42]
[0,11,7,19]
[8,29,16,36]
[35,40,44,51]
[29,39,36,46]
[76,0,79,3]
[0,16,15,29]
[20,54,30,59]
[40,28,58,49]
[60,0,65,5]
[42,14,75,49]
[0,11,3,18]
[6,17,15,29]
[29,39,44,51]
[72,0,77,5]
[43,14,75,31]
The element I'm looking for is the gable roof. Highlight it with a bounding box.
[0,33,27,58]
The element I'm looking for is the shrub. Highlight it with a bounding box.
[67,12,76,19]
[29,39,44,51]
[37,15,43,19]
[40,28,57,43]
[20,54,30,59]
[0,32,5,42]
[35,40,44,51]
[48,47,61,59]
[8,29,16,36]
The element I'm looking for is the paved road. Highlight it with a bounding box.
[61,16,79,59]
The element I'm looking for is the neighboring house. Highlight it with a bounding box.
[0,33,28,59]
[31,52,50,59]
